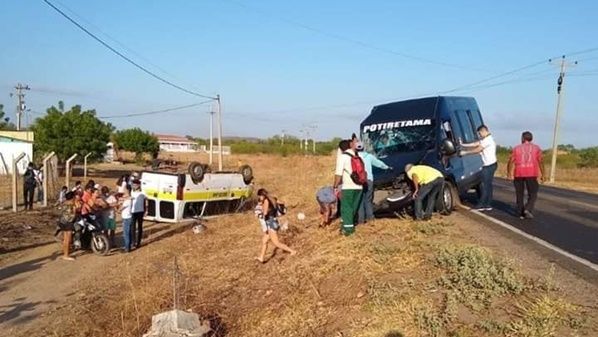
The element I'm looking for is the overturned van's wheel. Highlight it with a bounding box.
[239,165,254,185]
[189,162,206,183]
[436,181,457,215]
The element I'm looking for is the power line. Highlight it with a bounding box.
[224,0,491,72]
[101,101,213,119]
[41,0,216,100]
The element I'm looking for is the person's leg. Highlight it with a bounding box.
[258,233,270,262]
[486,163,497,208]
[136,213,144,247]
[513,178,525,216]
[340,190,357,235]
[357,190,366,225]
[525,178,540,213]
[130,213,138,247]
[424,179,443,217]
[365,180,375,221]
[23,186,28,210]
[62,230,74,260]
[122,218,131,252]
[29,186,35,209]
[478,165,491,208]
[414,183,434,220]
[269,230,296,255]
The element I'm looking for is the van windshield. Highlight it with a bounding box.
[363,124,436,157]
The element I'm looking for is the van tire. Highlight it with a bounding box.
[436,181,457,215]
[239,165,254,185]
[189,162,206,183]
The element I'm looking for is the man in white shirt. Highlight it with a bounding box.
[461,125,497,211]
[130,179,147,248]
[333,137,363,236]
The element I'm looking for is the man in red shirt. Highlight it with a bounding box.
[507,131,545,219]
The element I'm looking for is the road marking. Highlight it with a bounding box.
[459,205,598,273]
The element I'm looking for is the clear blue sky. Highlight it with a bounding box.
[1,0,598,148]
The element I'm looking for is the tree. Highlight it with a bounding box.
[0,104,16,130]
[113,128,159,160]
[30,102,114,161]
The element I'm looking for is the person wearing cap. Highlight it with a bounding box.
[333,137,363,236]
[130,178,147,248]
[356,142,392,224]
[405,163,444,221]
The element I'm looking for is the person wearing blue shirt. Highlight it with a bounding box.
[357,142,392,223]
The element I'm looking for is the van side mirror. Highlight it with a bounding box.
[441,139,457,156]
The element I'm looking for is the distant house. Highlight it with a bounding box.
[0,131,34,174]
[156,134,198,153]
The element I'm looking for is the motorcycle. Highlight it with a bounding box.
[57,213,111,256]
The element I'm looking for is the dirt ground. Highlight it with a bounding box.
[1,154,597,337]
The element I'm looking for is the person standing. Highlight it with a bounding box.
[119,187,134,252]
[461,125,497,211]
[507,131,545,219]
[101,186,118,245]
[35,165,44,203]
[405,164,444,221]
[333,137,364,236]
[23,163,37,210]
[357,142,392,224]
[130,179,146,248]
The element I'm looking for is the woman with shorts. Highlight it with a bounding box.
[256,188,296,263]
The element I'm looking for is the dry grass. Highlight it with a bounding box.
[14,154,598,337]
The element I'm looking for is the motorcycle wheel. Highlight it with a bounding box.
[91,234,111,256]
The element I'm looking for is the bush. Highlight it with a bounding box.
[578,147,598,168]
[435,245,525,310]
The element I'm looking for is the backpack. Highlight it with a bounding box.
[343,152,367,185]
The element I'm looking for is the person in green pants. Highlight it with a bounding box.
[333,137,363,236]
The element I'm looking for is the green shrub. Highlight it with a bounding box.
[435,245,525,310]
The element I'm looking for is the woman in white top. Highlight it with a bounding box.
[119,187,133,252]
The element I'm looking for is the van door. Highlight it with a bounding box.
[448,109,484,192]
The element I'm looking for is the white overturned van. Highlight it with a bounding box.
[140,163,254,223]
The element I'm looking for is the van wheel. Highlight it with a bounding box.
[239,165,254,185]
[189,162,206,183]
[436,181,457,215]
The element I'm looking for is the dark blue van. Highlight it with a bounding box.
[360,96,485,216]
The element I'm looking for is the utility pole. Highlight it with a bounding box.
[216,94,223,171]
[548,56,577,184]
[207,105,214,165]
[281,129,286,146]
[14,83,30,131]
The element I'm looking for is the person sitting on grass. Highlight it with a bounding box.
[316,186,337,227]
[256,188,296,263]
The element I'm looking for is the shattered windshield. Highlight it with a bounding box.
[362,124,436,157]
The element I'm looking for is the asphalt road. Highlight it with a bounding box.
[463,178,598,265]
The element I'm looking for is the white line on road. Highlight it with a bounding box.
[459,205,598,273]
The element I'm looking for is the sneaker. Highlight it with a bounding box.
[472,207,487,212]
[483,207,493,211]
[524,210,534,219]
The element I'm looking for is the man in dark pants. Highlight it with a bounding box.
[130,179,147,248]
[23,163,36,210]
[460,125,497,211]
[507,131,545,219]
[405,164,444,221]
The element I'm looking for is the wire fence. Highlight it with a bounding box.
[0,156,61,211]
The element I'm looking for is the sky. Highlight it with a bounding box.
[1,0,598,148]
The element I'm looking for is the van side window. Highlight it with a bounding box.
[442,120,455,142]
[454,110,476,143]
[467,109,484,135]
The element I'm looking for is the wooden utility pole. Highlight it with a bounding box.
[548,56,577,183]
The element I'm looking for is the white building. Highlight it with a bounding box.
[156,134,198,153]
[0,132,34,175]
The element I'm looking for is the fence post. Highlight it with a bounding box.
[83,152,93,182]
[42,151,56,207]
[65,154,78,189]
[12,152,27,213]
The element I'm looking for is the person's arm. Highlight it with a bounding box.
[507,152,515,180]
[411,174,420,199]
[538,150,546,182]
[333,153,345,189]
[370,155,391,170]
[460,140,481,148]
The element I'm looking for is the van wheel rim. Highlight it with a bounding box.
[443,186,452,208]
